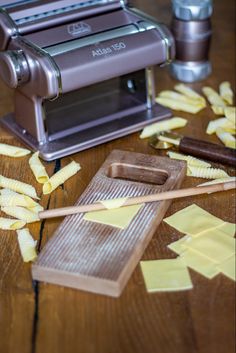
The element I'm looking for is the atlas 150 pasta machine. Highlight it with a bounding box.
[0,0,174,161]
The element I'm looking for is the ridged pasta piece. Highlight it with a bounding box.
[202,87,226,107]
[167,151,211,168]
[224,107,236,124]
[17,228,37,262]
[0,217,26,230]
[219,81,234,105]
[156,97,204,114]
[206,118,235,135]
[27,204,44,213]
[0,175,39,199]
[0,189,38,207]
[0,143,31,157]
[187,166,229,179]
[216,128,236,149]
[158,90,206,107]
[1,206,40,223]
[211,105,224,115]
[140,117,187,139]
[174,84,206,104]
[29,152,49,184]
[43,161,81,194]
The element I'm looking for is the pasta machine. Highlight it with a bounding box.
[0,0,174,161]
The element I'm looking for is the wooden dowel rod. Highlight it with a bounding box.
[39,180,235,220]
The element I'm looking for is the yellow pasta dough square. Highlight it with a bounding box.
[164,204,233,237]
[140,258,193,292]
[167,235,191,255]
[180,250,219,279]
[184,229,235,263]
[83,204,143,229]
[217,255,235,281]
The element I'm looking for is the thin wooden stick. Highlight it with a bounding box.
[39,180,235,220]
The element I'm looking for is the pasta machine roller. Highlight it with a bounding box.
[0,0,175,161]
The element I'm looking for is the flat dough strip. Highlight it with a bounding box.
[156,97,204,114]
[83,204,144,229]
[0,143,31,157]
[140,258,193,292]
[217,255,235,281]
[184,229,235,263]
[99,197,128,209]
[180,250,220,279]
[174,84,206,104]
[219,81,234,105]
[167,235,191,255]
[164,204,233,237]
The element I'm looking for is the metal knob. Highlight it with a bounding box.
[0,50,30,88]
[172,0,213,21]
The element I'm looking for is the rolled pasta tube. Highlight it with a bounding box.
[0,143,31,157]
[187,166,229,179]
[202,87,226,107]
[27,204,44,213]
[167,151,211,168]
[0,175,39,199]
[224,107,236,124]
[1,206,40,223]
[140,117,187,139]
[43,161,81,195]
[0,191,38,208]
[197,176,236,187]
[206,118,235,135]
[0,217,26,230]
[156,97,204,114]
[211,105,225,115]
[17,228,37,262]
[219,81,234,105]
[216,128,236,149]
[174,84,206,104]
[158,90,206,107]
[29,152,49,184]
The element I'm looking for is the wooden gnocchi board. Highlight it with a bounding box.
[32,150,186,297]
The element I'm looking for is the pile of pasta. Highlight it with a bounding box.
[0,143,81,262]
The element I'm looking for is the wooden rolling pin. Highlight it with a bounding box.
[39,180,235,220]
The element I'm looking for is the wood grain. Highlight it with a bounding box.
[0,0,235,352]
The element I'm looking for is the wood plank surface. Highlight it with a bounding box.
[0,0,235,352]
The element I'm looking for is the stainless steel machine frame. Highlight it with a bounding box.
[0,0,175,160]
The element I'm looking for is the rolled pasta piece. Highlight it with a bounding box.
[197,176,236,187]
[167,151,211,168]
[187,166,229,179]
[43,161,81,194]
[206,118,235,135]
[27,204,44,213]
[0,175,39,199]
[156,97,204,114]
[140,117,187,139]
[158,90,206,107]
[202,87,226,107]
[29,152,49,184]
[224,107,236,124]
[174,84,206,104]
[219,81,234,105]
[0,217,26,230]
[0,143,31,157]
[216,128,236,149]
[211,105,225,115]
[17,228,37,262]
[1,206,40,223]
[0,189,38,207]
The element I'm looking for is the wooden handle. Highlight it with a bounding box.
[38,180,235,220]
[179,136,236,166]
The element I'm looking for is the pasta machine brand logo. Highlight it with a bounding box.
[67,22,92,37]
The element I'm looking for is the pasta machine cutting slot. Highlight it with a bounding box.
[0,0,175,161]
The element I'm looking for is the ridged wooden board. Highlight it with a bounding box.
[32,150,186,297]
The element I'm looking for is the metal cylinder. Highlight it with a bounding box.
[170,0,213,82]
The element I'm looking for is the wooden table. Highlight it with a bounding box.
[0,1,235,353]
